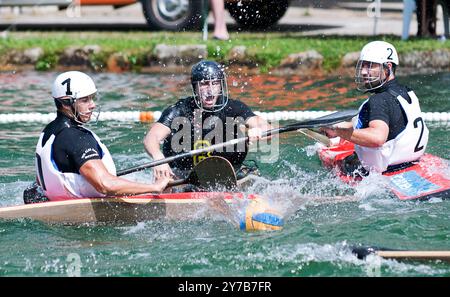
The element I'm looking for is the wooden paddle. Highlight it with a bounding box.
[352,246,450,262]
[24,110,357,202]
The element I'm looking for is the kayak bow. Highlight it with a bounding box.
[318,140,450,201]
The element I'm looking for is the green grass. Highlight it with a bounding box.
[1,31,450,72]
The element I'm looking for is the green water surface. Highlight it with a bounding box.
[0,71,449,276]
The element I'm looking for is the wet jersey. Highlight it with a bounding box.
[35,112,116,200]
[353,79,429,172]
[157,97,256,172]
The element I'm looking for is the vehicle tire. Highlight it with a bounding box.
[140,0,204,31]
[226,0,290,30]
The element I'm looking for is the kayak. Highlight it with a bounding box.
[0,192,259,225]
[318,139,450,201]
[1,155,286,229]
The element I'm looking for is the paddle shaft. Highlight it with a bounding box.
[117,140,241,176]
[167,179,188,187]
[376,251,450,261]
[117,110,358,176]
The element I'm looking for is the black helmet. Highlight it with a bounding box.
[191,60,229,112]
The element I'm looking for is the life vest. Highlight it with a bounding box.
[35,127,116,201]
[354,90,429,172]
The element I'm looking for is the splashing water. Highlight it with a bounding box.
[1,72,450,276]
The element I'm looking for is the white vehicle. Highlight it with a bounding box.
[0,0,291,31]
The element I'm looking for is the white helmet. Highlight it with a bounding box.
[52,71,98,124]
[52,71,97,100]
[359,41,399,65]
[355,41,399,92]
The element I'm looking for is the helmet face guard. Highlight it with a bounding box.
[191,60,229,112]
[355,60,388,93]
[192,78,229,112]
[56,92,100,125]
[75,93,101,125]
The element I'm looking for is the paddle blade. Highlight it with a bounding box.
[297,109,359,128]
[274,109,359,135]
[192,156,238,190]
[315,109,359,122]
[297,129,331,146]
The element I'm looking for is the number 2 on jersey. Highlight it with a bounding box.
[413,117,425,152]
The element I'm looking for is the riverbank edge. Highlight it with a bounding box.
[1,33,450,76]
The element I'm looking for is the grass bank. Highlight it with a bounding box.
[1,31,450,72]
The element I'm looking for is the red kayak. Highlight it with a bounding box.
[318,139,450,201]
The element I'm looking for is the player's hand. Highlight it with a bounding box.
[152,176,172,193]
[153,164,175,181]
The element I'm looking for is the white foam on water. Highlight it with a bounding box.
[110,250,130,256]
[353,173,390,198]
[304,143,323,157]
[225,242,362,275]
[427,197,443,204]
[358,203,377,212]
[123,222,147,235]
[118,222,176,243]
[128,253,151,260]
[0,181,30,206]
[241,162,358,221]
[231,241,449,276]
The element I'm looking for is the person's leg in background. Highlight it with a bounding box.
[210,0,229,40]
[402,0,416,40]
[428,0,437,35]
[416,0,438,36]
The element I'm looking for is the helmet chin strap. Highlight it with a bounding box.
[54,98,82,125]
[374,63,394,91]
[68,102,86,125]
[62,99,91,125]
[70,104,100,125]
